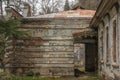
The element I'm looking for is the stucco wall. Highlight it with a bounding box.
[98,5,120,80]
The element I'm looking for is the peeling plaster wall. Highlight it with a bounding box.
[98,5,120,80]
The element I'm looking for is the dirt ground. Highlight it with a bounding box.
[53,73,99,80]
[0,71,99,80]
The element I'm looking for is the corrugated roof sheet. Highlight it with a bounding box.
[26,9,95,19]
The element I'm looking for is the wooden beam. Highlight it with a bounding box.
[74,39,96,43]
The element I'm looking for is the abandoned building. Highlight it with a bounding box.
[5,8,95,76]
[3,0,120,79]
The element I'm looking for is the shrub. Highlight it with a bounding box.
[25,71,34,76]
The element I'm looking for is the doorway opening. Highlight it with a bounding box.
[73,29,98,77]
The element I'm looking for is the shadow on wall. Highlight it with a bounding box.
[74,68,85,77]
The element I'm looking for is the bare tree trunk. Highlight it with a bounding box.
[0,0,3,18]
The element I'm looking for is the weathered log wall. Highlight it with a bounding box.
[5,18,92,76]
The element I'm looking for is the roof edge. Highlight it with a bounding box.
[90,0,118,28]
[21,17,93,21]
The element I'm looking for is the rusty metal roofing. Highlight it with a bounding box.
[26,9,95,19]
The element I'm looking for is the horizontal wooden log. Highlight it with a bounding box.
[8,60,74,64]
[8,52,73,58]
[21,19,90,25]
[19,24,89,29]
[18,46,73,52]
[5,64,74,67]
[38,36,73,40]
[16,41,73,46]
[75,39,96,43]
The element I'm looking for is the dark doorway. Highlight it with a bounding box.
[85,43,98,72]
[73,30,98,76]
[74,43,98,77]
